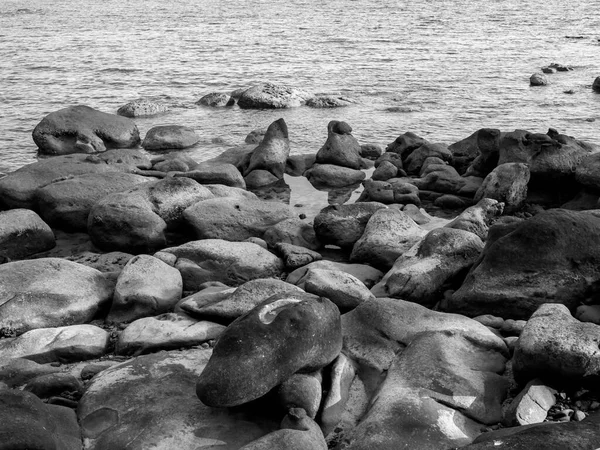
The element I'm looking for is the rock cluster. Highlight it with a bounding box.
[1,105,600,449]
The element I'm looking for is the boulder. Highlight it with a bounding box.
[404,142,453,175]
[360,143,384,160]
[162,239,284,290]
[151,153,199,172]
[243,118,290,180]
[303,268,374,312]
[245,128,267,144]
[359,178,421,205]
[0,390,81,450]
[287,260,383,289]
[371,160,398,180]
[313,202,387,248]
[575,152,600,192]
[530,73,548,86]
[412,163,472,195]
[117,99,168,117]
[0,358,60,388]
[32,105,140,155]
[263,217,320,251]
[315,121,362,169]
[0,258,113,335]
[107,255,183,323]
[24,372,83,400]
[0,209,55,259]
[375,152,404,170]
[88,177,213,253]
[238,82,312,109]
[305,163,366,188]
[78,349,280,449]
[0,150,151,209]
[445,197,504,240]
[274,243,322,270]
[278,375,322,419]
[474,162,530,211]
[183,197,295,241]
[141,125,199,150]
[306,95,353,108]
[503,379,557,426]
[66,251,134,272]
[386,131,429,157]
[448,209,600,319]
[173,162,246,188]
[371,227,484,307]
[0,324,109,363]
[513,304,600,385]
[116,312,225,355]
[35,171,150,230]
[196,292,342,407]
[350,208,426,269]
[196,92,234,107]
[462,128,504,177]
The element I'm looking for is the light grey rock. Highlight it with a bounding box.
[0,209,55,259]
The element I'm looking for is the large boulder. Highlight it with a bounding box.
[448,209,600,319]
[35,172,150,230]
[350,208,427,269]
[32,105,140,155]
[593,76,600,93]
[302,268,374,312]
[315,121,363,169]
[141,125,199,150]
[513,304,600,385]
[0,150,151,209]
[237,82,312,109]
[161,239,284,290]
[385,132,429,158]
[305,164,366,188]
[371,227,484,307]
[173,162,246,189]
[78,349,280,449]
[88,177,213,253]
[107,255,183,323]
[474,162,530,211]
[243,118,290,182]
[461,128,504,177]
[403,142,452,175]
[0,209,55,259]
[196,292,342,407]
[0,258,113,335]
[183,196,295,241]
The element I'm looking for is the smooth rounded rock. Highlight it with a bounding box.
[315,120,363,169]
[243,118,290,180]
[142,125,199,150]
[237,82,312,109]
[303,268,374,312]
[196,92,234,107]
[0,209,55,259]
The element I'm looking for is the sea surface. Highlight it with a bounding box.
[1,0,599,174]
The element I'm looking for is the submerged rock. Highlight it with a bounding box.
[117,99,169,117]
[196,92,234,107]
[238,82,312,109]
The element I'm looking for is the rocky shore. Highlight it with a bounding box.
[1,94,600,450]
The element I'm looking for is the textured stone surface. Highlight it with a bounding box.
[0,208,55,259]
[141,125,199,150]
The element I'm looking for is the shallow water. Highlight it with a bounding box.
[0,0,599,174]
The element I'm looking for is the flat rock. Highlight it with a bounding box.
[237,82,312,109]
[263,217,320,251]
[0,208,55,259]
[274,242,322,270]
[142,125,199,150]
[303,268,374,312]
[503,379,556,426]
[117,99,169,117]
[174,162,246,188]
[0,358,61,388]
[305,163,366,188]
[32,105,140,155]
[287,260,383,289]
[0,258,113,335]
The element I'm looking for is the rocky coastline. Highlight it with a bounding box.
[1,87,600,449]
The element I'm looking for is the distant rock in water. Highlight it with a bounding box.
[305,95,354,108]
[593,76,600,93]
[196,92,234,107]
[32,105,140,155]
[530,73,548,86]
[237,82,313,109]
[117,99,169,117]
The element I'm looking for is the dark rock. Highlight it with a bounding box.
[263,218,321,251]
[315,121,363,169]
[371,160,398,180]
[196,92,234,107]
[303,268,374,312]
[530,73,548,86]
[142,125,199,150]
[360,143,384,160]
[593,76,600,93]
[174,162,246,188]
[245,128,267,144]
[274,243,322,271]
[446,198,504,240]
[386,131,429,157]
[0,209,55,259]
[24,373,83,400]
[244,118,290,180]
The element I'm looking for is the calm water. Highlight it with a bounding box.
[0,0,599,174]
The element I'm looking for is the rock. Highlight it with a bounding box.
[575,152,600,191]
[0,150,150,209]
[174,162,246,188]
[107,255,183,323]
[461,128,504,177]
[513,304,600,385]
[503,379,557,426]
[404,142,453,175]
[179,278,303,323]
[375,152,404,171]
[0,209,55,259]
[287,260,383,290]
[151,153,199,172]
[0,258,113,335]
[462,411,600,449]
[350,208,427,269]
[446,197,504,240]
[32,105,140,155]
[474,162,530,211]
[88,177,212,253]
[66,251,134,272]
[244,118,290,180]
[593,76,600,93]
[402,203,431,225]
[238,82,312,109]
[449,209,600,319]
[386,131,429,157]
[371,227,484,307]
[0,358,60,388]
[313,202,387,248]
[196,92,234,107]
[117,99,169,117]
[278,374,322,419]
[360,143,384,160]
[78,348,280,449]
[575,304,600,324]
[359,178,421,205]
[342,297,506,372]
[35,171,150,231]
[183,196,294,241]
[245,128,267,144]
[339,330,508,450]
[116,312,225,355]
[303,268,374,312]
[413,163,472,195]
[163,239,284,290]
[530,73,548,86]
[433,194,467,209]
[274,243,322,270]
[500,318,526,336]
[320,353,357,436]
[239,408,327,450]
[305,163,366,188]
[306,95,353,108]
[196,292,342,407]
[263,217,320,251]
[0,390,81,450]
[0,324,109,363]
[371,160,398,180]
[80,362,120,381]
[142,125,199,150]
[315,121,363,169]
[24,373,83,400]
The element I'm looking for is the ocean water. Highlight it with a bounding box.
[0,0,599,174]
